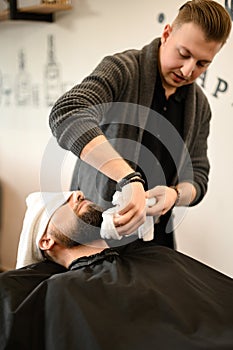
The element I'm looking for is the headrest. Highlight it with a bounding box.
[16,191,73,269]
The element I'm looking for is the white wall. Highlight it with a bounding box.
[0,0,232,276]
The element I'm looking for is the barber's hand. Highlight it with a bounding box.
[113,182,146,236]
[146,186,177,216]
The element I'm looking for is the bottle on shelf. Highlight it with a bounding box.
[15,49,31,106]
[44,34,62,107]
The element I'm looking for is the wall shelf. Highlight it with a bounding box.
[0,1,72,22]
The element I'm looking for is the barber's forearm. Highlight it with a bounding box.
[173,182,197,206]
[80,135,135,181]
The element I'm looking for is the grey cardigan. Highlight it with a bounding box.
[49,38,211,209]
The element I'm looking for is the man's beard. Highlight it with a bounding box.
[52,203,104,248]
[79,202,104,227]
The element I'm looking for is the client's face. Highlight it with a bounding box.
[46,191,104,247]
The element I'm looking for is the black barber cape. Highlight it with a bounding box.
[0,244,233,350]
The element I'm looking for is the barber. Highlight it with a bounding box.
[49,0,232,249]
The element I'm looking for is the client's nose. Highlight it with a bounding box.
[76,191,85,202]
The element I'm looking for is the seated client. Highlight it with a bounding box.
[1,190,233,350]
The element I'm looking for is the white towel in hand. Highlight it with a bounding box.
[16,191,73,269]
[100,191,156,241]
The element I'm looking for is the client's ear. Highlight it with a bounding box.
[39,233,55,251]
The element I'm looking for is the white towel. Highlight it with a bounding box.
[16,191,73,269]
[100,191,156,241]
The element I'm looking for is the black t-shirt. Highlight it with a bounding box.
[138,70,187,189]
